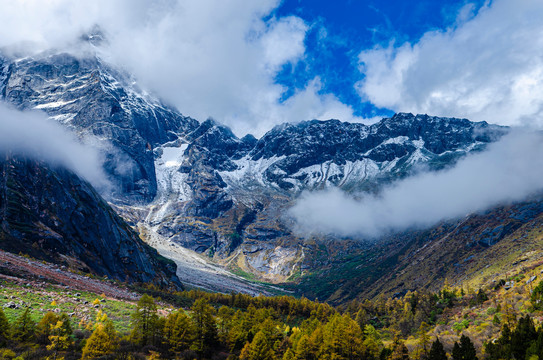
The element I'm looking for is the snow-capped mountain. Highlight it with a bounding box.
[0,50,198,203]
[0,46,508,290]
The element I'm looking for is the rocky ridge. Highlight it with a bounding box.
[145,113,505,282]
[0,45,513,294]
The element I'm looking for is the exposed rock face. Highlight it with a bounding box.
[146,113,506,283]
[0,155,181,289]
[216,113,505,193]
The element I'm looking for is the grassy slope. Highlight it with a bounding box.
[0,281,143,333]
[290,198,543,304]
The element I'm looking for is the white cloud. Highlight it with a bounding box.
[0,103,109,190]
[289,130,543,237]
[239,77,370,135]
[0,0,365,136]
[260,16,308,72]
[356,0,543,127]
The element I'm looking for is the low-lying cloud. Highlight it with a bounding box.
[356,0,543,128]
[0,104,109,190]
[289,130,543,238]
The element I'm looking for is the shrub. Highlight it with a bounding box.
[452,319,470,333]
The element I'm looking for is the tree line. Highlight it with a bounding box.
[0,283,536,360]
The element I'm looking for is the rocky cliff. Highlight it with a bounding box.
[0,155,181,289]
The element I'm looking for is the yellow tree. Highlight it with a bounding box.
[294,334,315,360]
[415,322,431,359]
[191,298,218,358]
[47,319,74,359]
[82,321,118,359]
[0,307,10,346]
[320,313,364,360]
[240,330,275,360]
[363,324,382,360]
[37,312,60,345]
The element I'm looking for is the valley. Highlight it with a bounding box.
[1,1,543,359]
[138,220,281,296]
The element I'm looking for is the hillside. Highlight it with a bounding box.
[289,197,543,304]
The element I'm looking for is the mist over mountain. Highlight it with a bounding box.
[0,45,518,290]
[0,103,109,190]
[290,130,543,237]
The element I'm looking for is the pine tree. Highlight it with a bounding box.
[283,348,296,360]
[191,298,218,358]
[259,318,282,351]
[227,310,252,352]
[428,338,447,360]
[452,335,478,360]
[0,307,10,346]
[47,318,74,357]
[417,322,431,359]
[130,294,159,346]
[12,307,36,343]
[58,313,73,337]
[485,324,512,360]
[355,309,368,329]
[36,312,59,345]
[511,315,537,360]
[217,305,234,343]
[452,342,462,360]
[295,335,315,360]
[240,341,252,360]
[164,311,196,353]
[363,324,382,360]
[320,313,364,360]
[526,329,543,360]
[240,330,274,360]
[460,335,477,360]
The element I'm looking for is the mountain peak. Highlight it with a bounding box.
[80,25,107,46]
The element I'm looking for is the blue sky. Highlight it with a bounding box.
[273,0,487,119]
